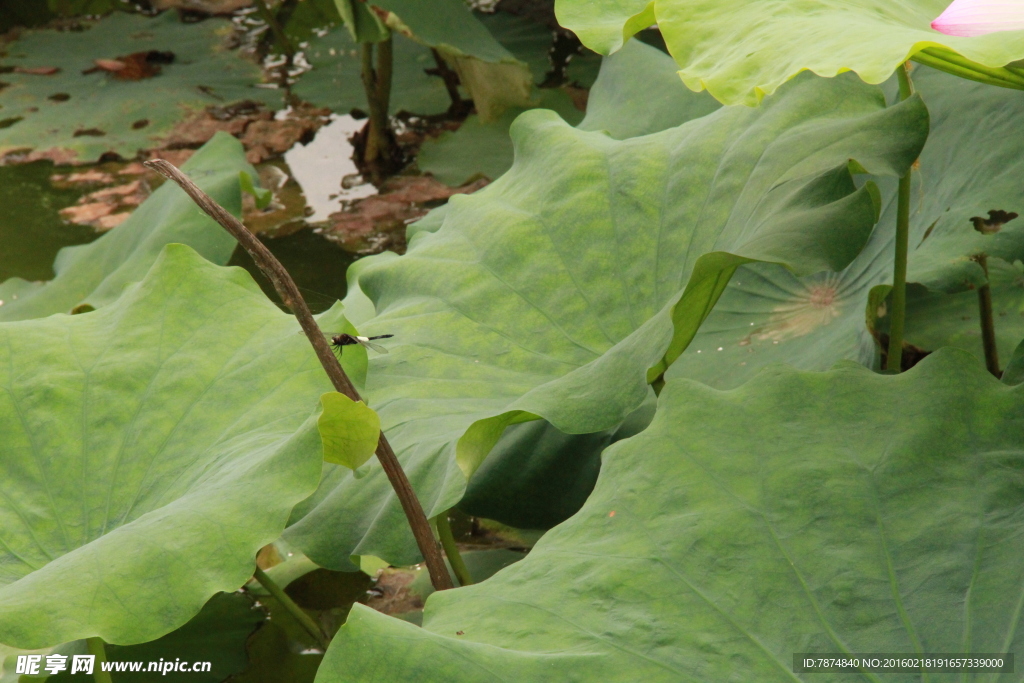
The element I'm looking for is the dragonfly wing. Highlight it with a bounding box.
[359,340,389,354]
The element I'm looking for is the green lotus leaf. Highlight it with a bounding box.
[318,349,1024,682]
[13,592,265,682]
[0,133,252,322]
[0,244,357,649]
[557,0,1024,106]
[554,0,653,56]
[577,38,720,140]
[416,88,582,186]
[419,39,720,187]
[294,25,451,116]
[669,66,1024,389]
[283,73,927,569]
[318,393,381,470]
[0,12,280,162]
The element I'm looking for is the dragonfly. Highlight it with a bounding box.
[327,333,394,355]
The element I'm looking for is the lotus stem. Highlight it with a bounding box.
[974,254,1001,377]
[85,638,113,683]
[142,160,453,592]
[253,0,294,60]
[253,566,328,649]
[361,36,396,175]
[885,64,916,372]
[911,49,1024,91]
[434,511,473,587]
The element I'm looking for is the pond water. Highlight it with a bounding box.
[0,152,359,316]
[0,162,97,283]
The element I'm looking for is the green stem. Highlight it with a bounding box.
[912,49,1024,91]
[434,511,473,587]
[360,36,395,172]
[885,64,915,372]
[253,0,294,59]
[975,254,1001,377]
[253,566,328,649]
[85,637,113,683]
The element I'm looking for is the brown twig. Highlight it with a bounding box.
[143,159,453,592]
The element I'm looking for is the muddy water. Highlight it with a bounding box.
[0,161,97,283]
[0,146,362,315]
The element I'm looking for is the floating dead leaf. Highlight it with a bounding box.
[60,202,116,225]
[86,51,174,81]
[59,178,150,231]
[152,0,253,13]
[972,209,1020,235]
[322,176,488,254]
[13,66,59,76]
[91,59,127,73]
[50,169,115,186]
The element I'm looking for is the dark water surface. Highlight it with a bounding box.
[0,159,356,314]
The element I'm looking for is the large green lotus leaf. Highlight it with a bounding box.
[318,349,1024,682]
[293,25,451,116]
[416,88,582,186]
[577,38,720,140]
[283,73,927,569]
[553,0,654,56]
[668,66,1024,389]
[0,133,250,322]
[0,244,362,649]
[557,0,1024,106]
[0,12,280,162]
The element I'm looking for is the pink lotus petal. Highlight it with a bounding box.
[932,0,1024,37]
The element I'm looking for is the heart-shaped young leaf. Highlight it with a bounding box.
[283,73,927,569]
[556,0,1024,105]
[318,393,381,470]
[318,349,1024,681]
[669,65,1024,389]
[0,12,280,162]
[0,244,353,649]
[0,132,253,322]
